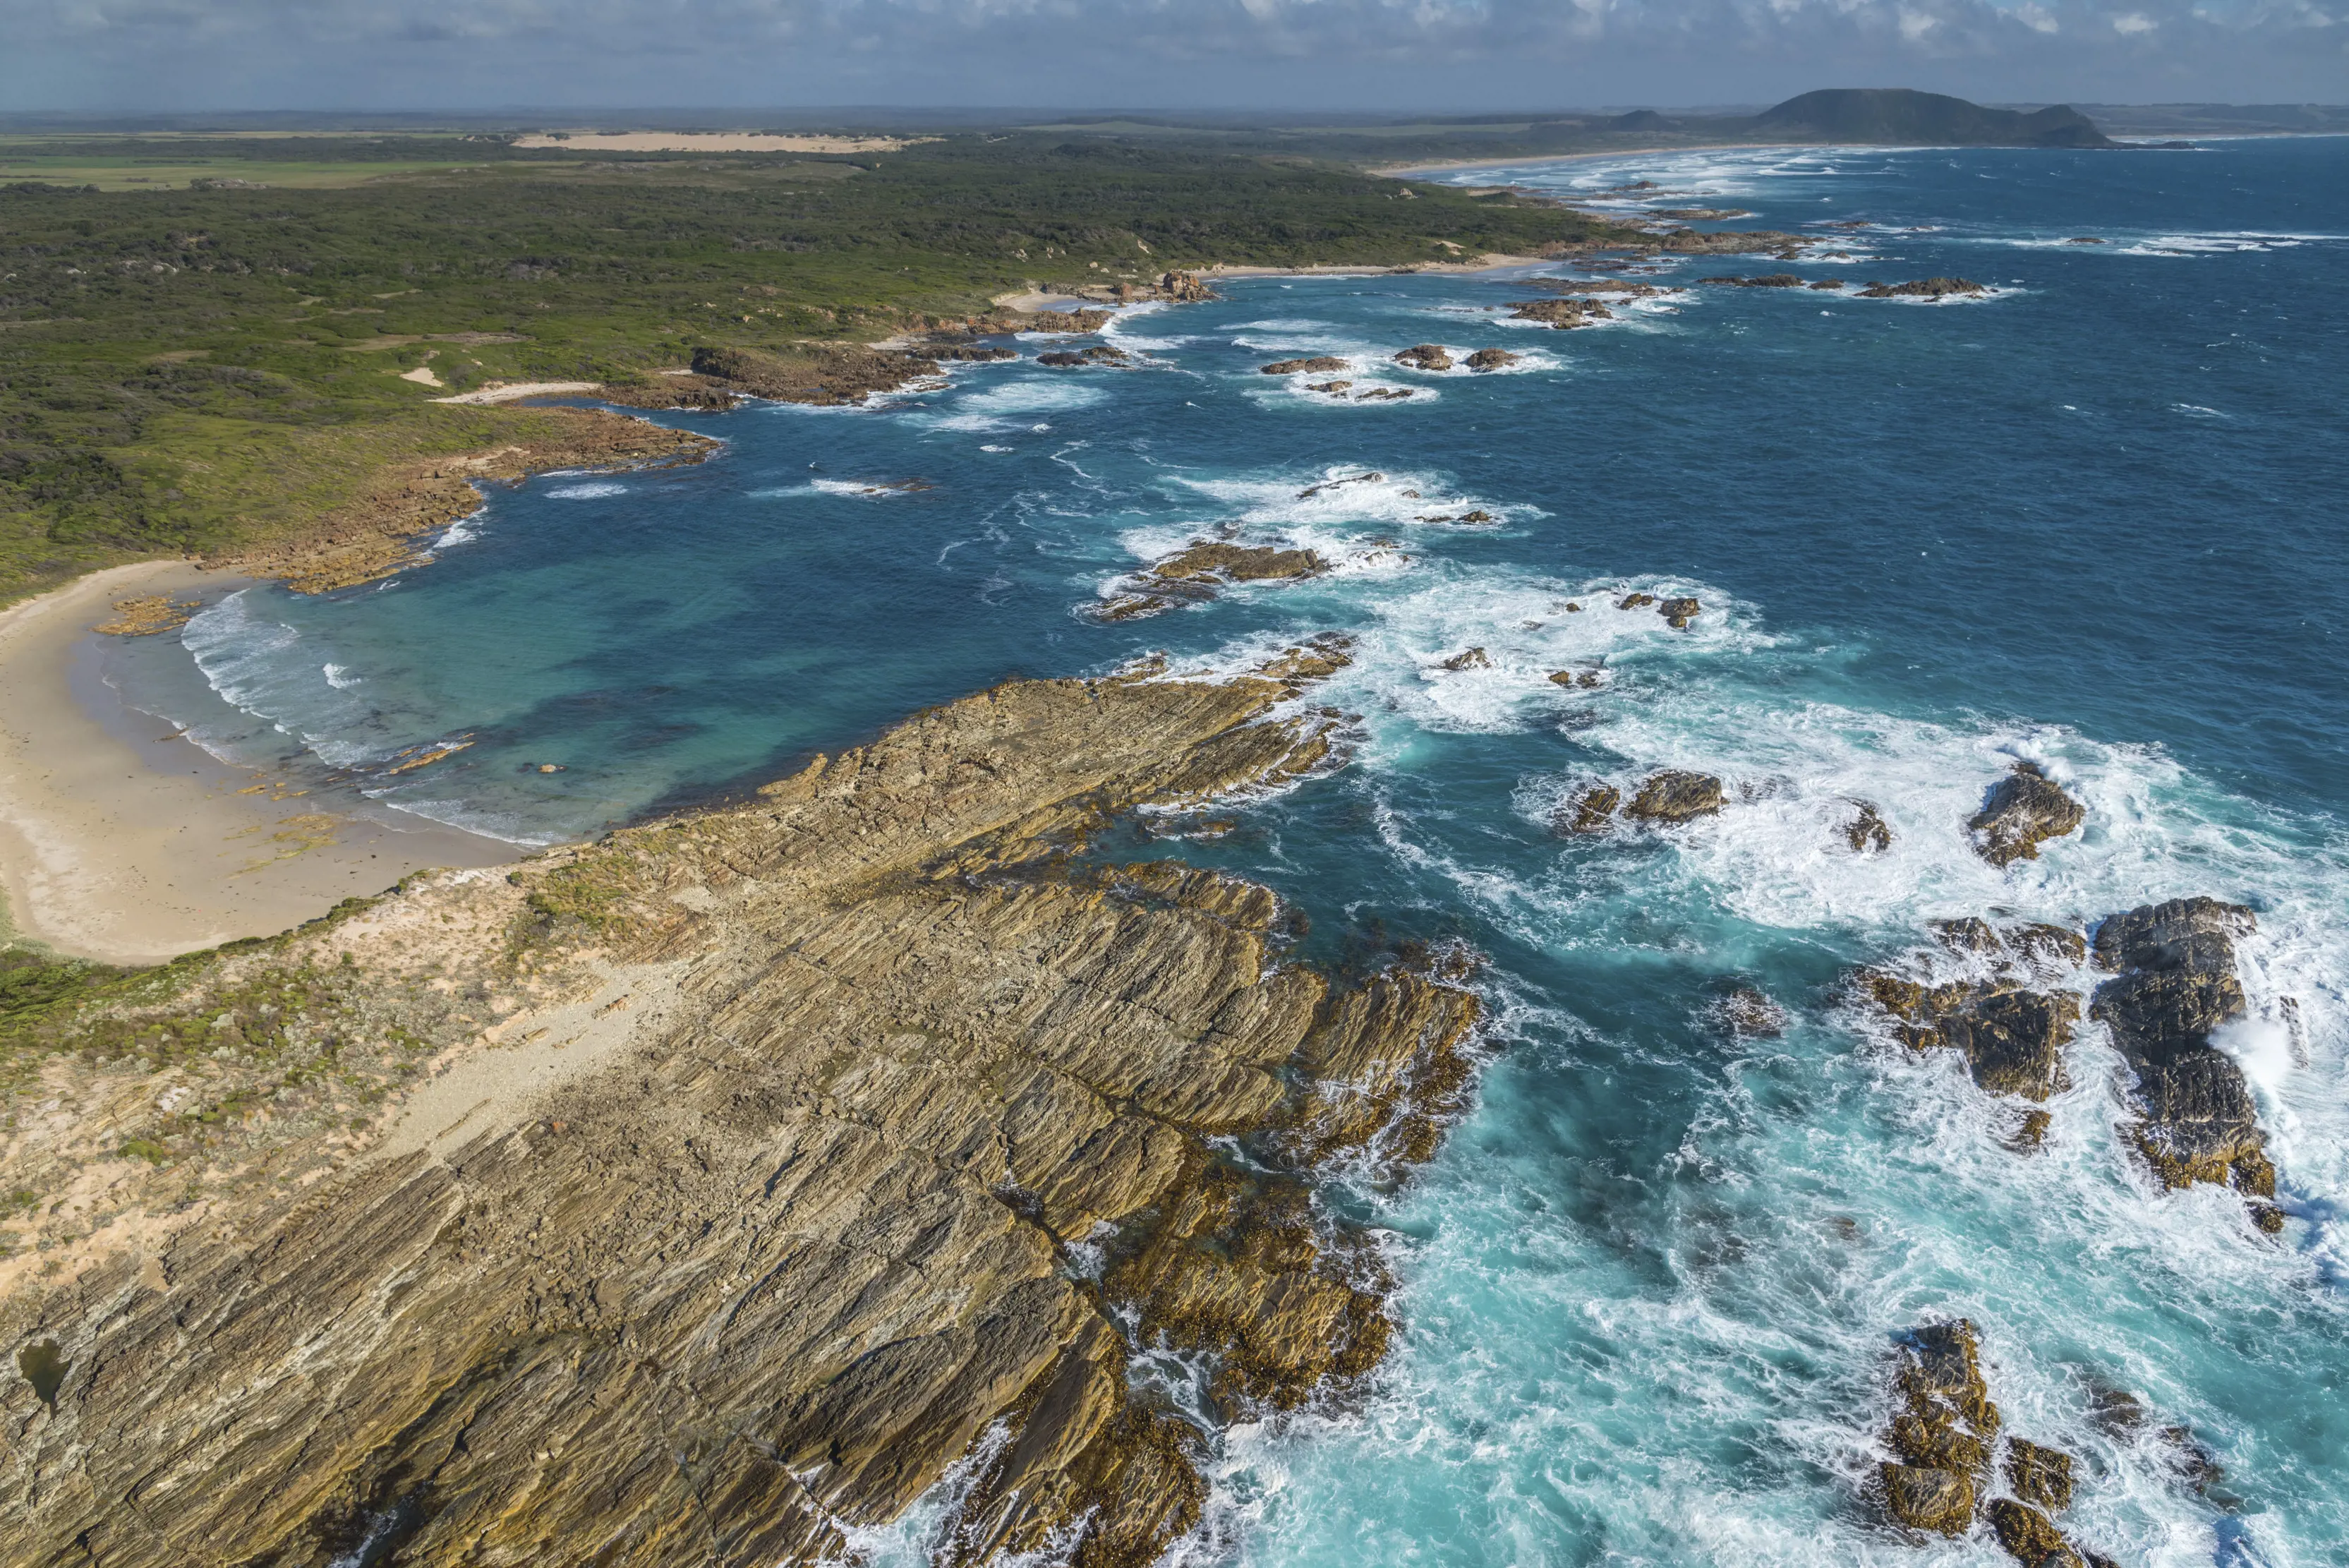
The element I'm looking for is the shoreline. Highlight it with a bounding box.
[0,561,516,965]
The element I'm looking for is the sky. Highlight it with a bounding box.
[4,0,2342,114]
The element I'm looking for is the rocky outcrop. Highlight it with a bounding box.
[0,646,1481,1568]
[1507,298,1613,329]
[92,595,198,637]
[1864,920,2088,1105]
[1157,270,1217,302]
[214,410,718,594]
[1700,273,1805,287]
[1038,346,1130,368]
[1393,344,1454,370]
[1657,229,1815,255]
[1659,596,1701,629]
[1968,762,2084,867]
[1356,387,1415,401]
[1878,1321,1999,1535]
[1624,771,1724,824]
[1464,348,1521,370]
[1553,783,1620,835]
[2090,898,2280,1226]
[1261,356,1349,375]
[1305,379,1353,394]
[1437,646,1490,671]
[1094,541,1327,620]
[1855,277,1988,298]
[689,342,950,406]
[1873,1322,2118,1564]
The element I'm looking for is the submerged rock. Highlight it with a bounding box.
[2091,898,2277,1205]
[1437,646,1491,671]
[1968,761,2085,867]
[1625,771,1724,824]
[1715,987,1790,1038]
[1356,387,1415,401]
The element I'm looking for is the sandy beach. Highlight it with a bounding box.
[0,561,518,965]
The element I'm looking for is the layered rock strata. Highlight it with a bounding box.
[0,647,1478,1568]
[2090,898,2281,1228]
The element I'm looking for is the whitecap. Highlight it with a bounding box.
[545,482,627,500]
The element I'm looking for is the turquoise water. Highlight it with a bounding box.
[121,138,2349,1566]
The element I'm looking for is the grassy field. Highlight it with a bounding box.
[0,133,1632,603]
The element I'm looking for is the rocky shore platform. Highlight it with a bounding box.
[0,644,1480,1567]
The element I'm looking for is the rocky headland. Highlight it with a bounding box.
[0,645,1482,1567]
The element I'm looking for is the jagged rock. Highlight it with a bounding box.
[1438,647,1491,671]
[1554,783,1619,835]
[1038,351,1087,366]
[1260,356,1349,375]
[934,345,1022,361]
[1463,348,1521,370]
[1506,298,1613,329]
[1986,1500,2082,1567]
[0,649,1478,1568]
[1149,541,1324,584]
[1022,308,1115,332]
[1866,969,2080,1101]
[1618,591,1657,609]
[2006,1107,2053,1152]
[1808,278,1846,290]
[1305,380,1353,393]
[1297,471,1382,497]
[1394,344,1454,370]
[1899,1320,2001,1437]
[2010,923,2089,970]
[1625,771,1724,824]
[2090,898,2275,1200]
[1880,1465,1976,1535]
[1716,987,1789,1038]
[1844,801,1893,853]
[1456,509,1496,524]
[1700,273,1805,287]
[1856,277,1988,298]
[1356,388,1415,401]
[1968,762,2084,867]
[1657,229,1816,255]
[1547,668,1603,689]
[1658,596,1701,628]
[2006,1437,2076,1511]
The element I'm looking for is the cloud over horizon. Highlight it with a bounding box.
[5,0,2342,114]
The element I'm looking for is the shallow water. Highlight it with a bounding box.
[123,136,2349,1566]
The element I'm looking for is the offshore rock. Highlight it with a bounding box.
[1844,800,1894,853]
[1700,273,1805,287]
[1657,596,1701,628]
[690,342,944,406]
[1864,947,2082,1102]
[1464,348,1521,370]
[1856,277,1989,298]
[1986,1500,2083,1568]
[1393,344,1455,370]
[1877,1320,1998,1535]
[0,650,1478,1568]
[1554,783,1619,835]
[2006,1437,2076,1511]
[1438,646,1491,671]
[1969,761,2085,867]
[1261,356,1350,375]
[2090,898,2276,1204]
[1625,771,1724,824]
[1507,297,1613,329]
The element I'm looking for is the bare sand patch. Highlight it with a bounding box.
[431,380,603,404]
[512,132,922,154]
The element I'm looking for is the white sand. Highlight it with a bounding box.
[0,562,517,965]
[431,381,603,405]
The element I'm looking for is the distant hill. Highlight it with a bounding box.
[1750,89,2113,147]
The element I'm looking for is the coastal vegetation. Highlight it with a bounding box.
[0,135,1628,602]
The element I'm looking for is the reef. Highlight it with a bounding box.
[1699,273,1806,287]
[1855,277,1989,298]
[1968,761,2084,867]
[1393,344,1455,370]
[1506,297,1614,329]
[2090,898,2281,1228]
[0,646,1481,1568]
[1260,356,1350,375]
[1463,349,1521,370]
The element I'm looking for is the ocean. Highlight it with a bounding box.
[109,135,2349,1566]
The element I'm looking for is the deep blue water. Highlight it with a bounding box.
[121,137,2349,1567]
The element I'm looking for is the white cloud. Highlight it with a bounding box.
[2111,8,2157,25]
